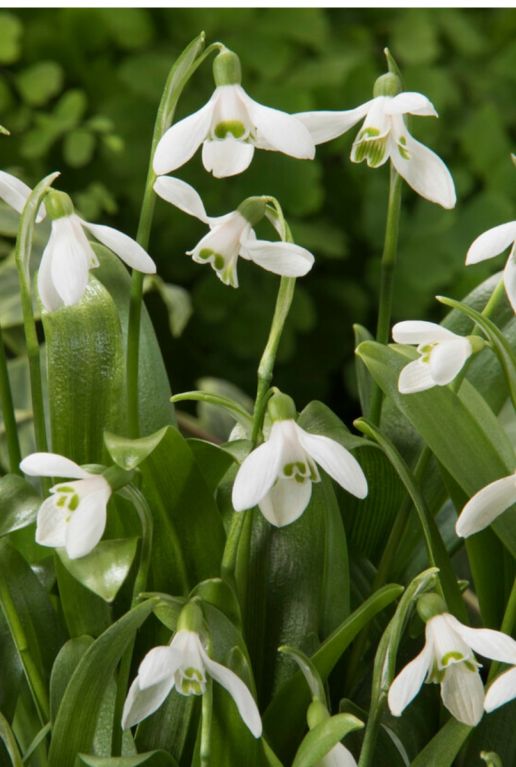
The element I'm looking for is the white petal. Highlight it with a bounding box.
[138,645,181,689]
[258,477,312,527]
[484,667,516,713]
[37,240,63,312]
[232,427,284,511]
[295,426,367,499]
[389,117,456,209]
[35,496,68,548]
[397,359,436,394]
[447,616,516,666]
[202,137,255,178]
[392,320,457,345]
[153,176,209,222]
[503,247,516,313]
[456,475,516,538]
[466,222,516,265]
[388,642,432,716]
[200,650,262,738]
[48,218,91,306]
[81,220,156,274]
[0,171,45,222]
[65,486,109,559]
[242,90,315,159]
[20,452,92,479]
[294,101,373,145]
[242,239,314,277]
[321,743,358,767]
[121,676,174,730]
[385,92,438,117]
[428,338,472,386]
[440,664,484,726]
[152,99,214,175]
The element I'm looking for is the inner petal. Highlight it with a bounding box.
[210,85,252,141]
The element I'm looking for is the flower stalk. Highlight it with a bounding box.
[0,324,22,473]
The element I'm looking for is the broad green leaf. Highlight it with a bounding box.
[410,718,471,767]
[0,13,21,64]
[15,61,63,106]
[63,128,96,168]
[50,636,94,722]
[0,711,22,767]
[104,427,168,471]
[292,714,363,767]
[354,323,374,418]
[462,700,516,767]
[190,578,242,629]
[48,599,156,767]
[78,752,178,767]
[0,474,40,536]
[54,556,111,639]
[187,438,236,494]
[57,538,138,602]
[143,275,192,338]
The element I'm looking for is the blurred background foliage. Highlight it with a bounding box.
[0,7,514,425]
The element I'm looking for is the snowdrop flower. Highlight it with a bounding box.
[0,169,45,221]
[388,597,516,726]
[153,49,315,179]
[154,176,314,287]
[485,666,516,713]
[306,700,359,767]
[232,393,367,527]
[38,190,155,312]
[20,452,111,560]
[296,73,455,209]
[466,222,516,313]
[122,604,262,737]
[392,321,481,394]
[455,472,516,538]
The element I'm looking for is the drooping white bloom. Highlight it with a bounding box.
[20,452,111,560]
[153,50,314,179]
[0,170,45,221]
[154,176,314,287]
[455,473,516,538]
[319,743,358,767]
[38,210,156,312]
[392,321,473,394]
[466,222,516,313]
[122,629,262,737]
[296,92,456,209]
[232,417,367,527]
[388,612,516,726]
[484,666,516,713]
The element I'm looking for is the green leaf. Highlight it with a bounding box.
[278,646,325,701]
[410,718,471,767]
[354,323,374,418]
[78,752,178,767]
[57,538,138,602]
[143,276,192,338]
[50,636,94,722]
[0,711,23,767]
[292,714,363,767]
[48,599,156,767]
[0,474,40,536]
[54,556,111,639]
[63,129,96,168]
[187,438,236,494]
[15,61,64,106]
[104,427,168,471]
[190,578,242,629]
[0,13,22,64]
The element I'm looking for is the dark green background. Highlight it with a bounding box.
[0,7,514,423]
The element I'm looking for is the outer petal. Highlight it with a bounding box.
[242,91,315,159]
[153,176,209,222]
[200,650,262,737]
[258,477,312,527]
[35,496,68,548]
[397,359,435,394]
[152,99,214,175]
[242,239,314,277]
[65,487,109,559]
[49,219,90,306]
[428,338,472,386]
[388,642,432,716]
[138,645,181,689]
[385,92,438,117]
[447,616,516,665]
[389,117,456,209]
[440,664,484,726]
[81,220,156,274]
[392,320,457,345]
[232,428,284,511]
[321,743,358,767]
[466,222,516,265]
[37,239,63,312]
[484,667,516,713]
[503,247,516,313]
[0,170,45,222]
[456,474,516,538]
[295,426,367,499]
[121,676,174,730]
[20,452,92,479]
[294,101,373,145]
[202,137,254,178]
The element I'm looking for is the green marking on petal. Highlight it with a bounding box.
[198,248,214,261]
[214,120,246,139]
[68,494,80,511]
[441,651,464,666]
[214,254,225,270]
[284,463,294,477]
[397,136,411,160]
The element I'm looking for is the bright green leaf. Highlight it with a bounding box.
[57,538,139,602]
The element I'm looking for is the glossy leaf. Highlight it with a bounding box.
[57,538,138,602]
[49,636,94,721]
[78,752,179,767]
[0,712,23,767]
[292,713,363,767]
[0,474,40,536]
[410,718,471,767]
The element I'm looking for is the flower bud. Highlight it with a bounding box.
[213,49,242,87]
[267,392,297,423]
[417,593,447,623]
[45,189,74,220]
[237,197,266,227]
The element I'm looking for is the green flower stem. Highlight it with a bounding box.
[0,324,22,473]
[171,391,253,428]
[127,37,223,437]
[482,278,506,320]
[200,677,213,767]
[488,576,516,684]
[369,167,403,425]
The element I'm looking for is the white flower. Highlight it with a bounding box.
[122,629,262,737]
[466,222,516,313]
[153,81,314,179]
[154,176,314,287]
[455,473,516,538]
[485,666,516,713]
[320,743,358,767]
[392,321,473,394]
[20,452,111,560]
[0,169,45,221]
[296,92,456,209]
[231,418,367,527]
[38,211,156,312]
[388,612,516,726]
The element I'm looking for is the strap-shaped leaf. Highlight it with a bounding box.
[411,718,471,767]
[78,753,179,766]
[0,712,23,767]
[292,713,363,767]
[0,474,40,536]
